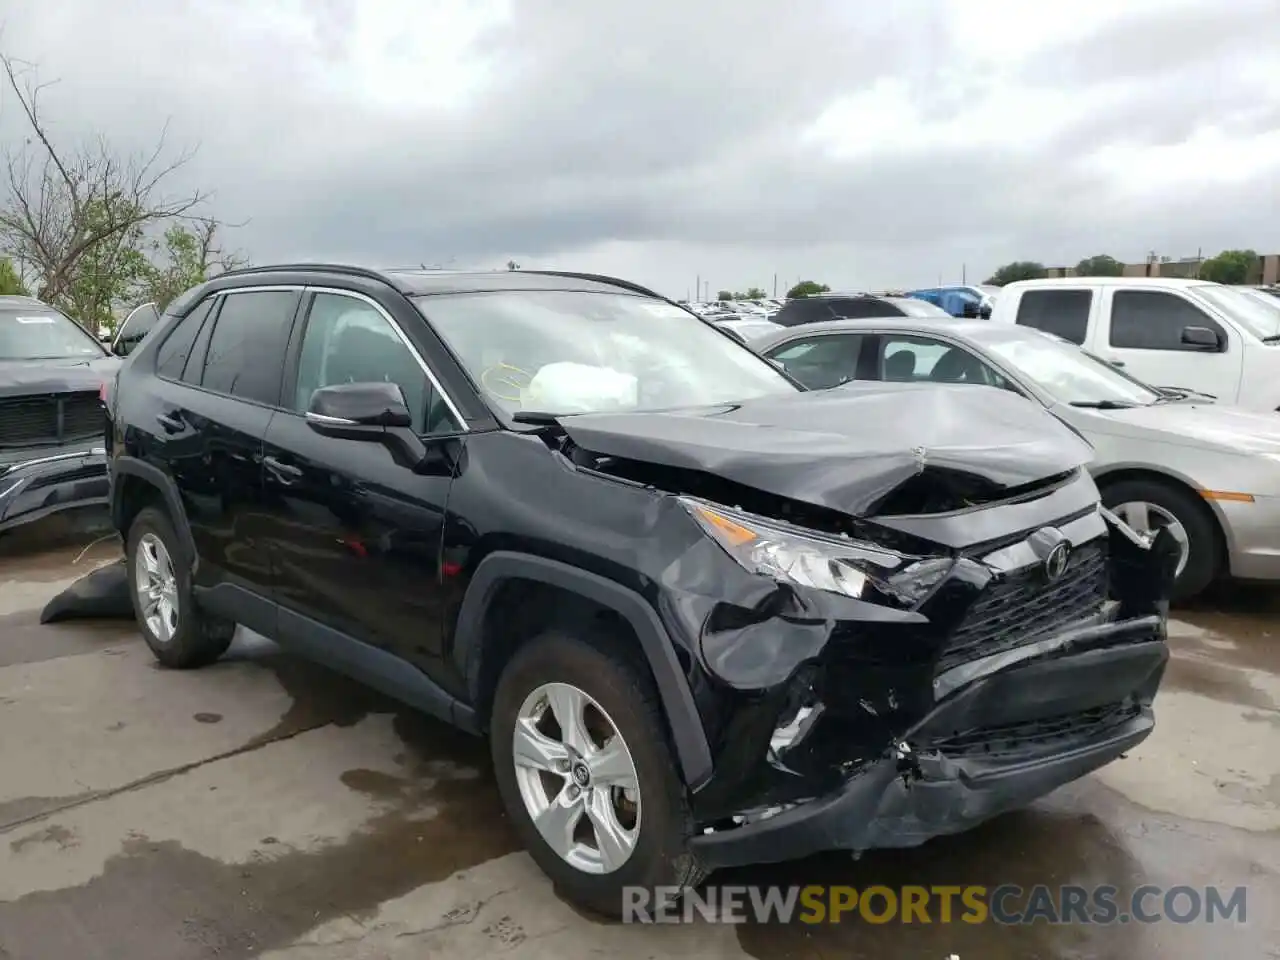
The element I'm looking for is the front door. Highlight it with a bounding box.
[260,289,465,691]
[1096,288,1243,401]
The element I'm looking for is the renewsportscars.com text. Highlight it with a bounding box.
[623,884,1248,926]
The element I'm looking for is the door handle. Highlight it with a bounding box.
[156,412,184,433]
[263,456,303,482]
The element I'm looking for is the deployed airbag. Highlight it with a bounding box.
[522,362,639,413]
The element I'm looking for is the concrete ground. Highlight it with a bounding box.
[0,521,1277,959]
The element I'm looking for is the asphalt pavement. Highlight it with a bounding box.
[0,523,1276,959]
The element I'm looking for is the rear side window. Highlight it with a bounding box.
[1109,291,1226,351]
[199,290,299,405]
[1015,290,1091,344]
[155,299,215,380]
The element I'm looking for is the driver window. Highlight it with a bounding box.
[880,335,1014,390]
[293,293,459,435]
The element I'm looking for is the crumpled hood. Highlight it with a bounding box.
[1084,400,1280,455]
[557,382,1095,516]
[0,355,120,399]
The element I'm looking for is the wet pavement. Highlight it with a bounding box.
[0,523,1276,959]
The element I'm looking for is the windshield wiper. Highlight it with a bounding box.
[1261,335,1280,343]
[512,411,568,425]
[1152,386,1216,403]
[1069,400,1140,410]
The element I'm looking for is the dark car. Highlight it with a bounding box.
[103,264,1173,916]
[0,295,121,532]
[771,293,954,326]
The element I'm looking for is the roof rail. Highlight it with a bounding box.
[215,263,393,284]
[521,270,668,301]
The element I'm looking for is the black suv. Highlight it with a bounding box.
[103,264,1174,915]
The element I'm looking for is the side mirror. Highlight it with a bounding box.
[306,381,440,472]
[1180,326,1221,350]
[979,303,993,319]
[308,381,413,428]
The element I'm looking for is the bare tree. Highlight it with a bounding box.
[0,52,206,318]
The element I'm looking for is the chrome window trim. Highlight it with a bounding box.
[303,286,469,431]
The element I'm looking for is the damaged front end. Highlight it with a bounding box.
[542,385,1175,867]
[670,478,1176,869]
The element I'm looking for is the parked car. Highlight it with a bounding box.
[710,315,783,342]
[104,264,1171,916]
[988,277,1280,411]
[111,302,163,358]
[906,285,999,318]
[771,293,953,326]
[0,295,121,533]
[754,315,1280,600]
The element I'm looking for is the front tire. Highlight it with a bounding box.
[1102,477,1219,602]
[125,506,234,668]
[490,626,705,917]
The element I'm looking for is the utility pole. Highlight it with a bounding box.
[695,274,700,301]
[962,263,967,283]
[773,273,777,297]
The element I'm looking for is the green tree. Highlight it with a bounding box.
[984,261,1048,286]
[0,258,28,296]
[742,286,768,299]
[61,197,152,330]
[716,289,734,301]
[137,220,247,311]
[1075,254,1124,277]
[786,280,830,299]
[1199,249,1258,285]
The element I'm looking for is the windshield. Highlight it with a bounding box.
[0,306,106,360]
[972,327,1161,406]
[416,291,798,416]
[1193,284,1280,339]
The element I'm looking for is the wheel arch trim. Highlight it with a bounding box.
[452,550,714,791]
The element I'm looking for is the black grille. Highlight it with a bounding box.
[938,539,1108,673]
[932,700,1142,760]
[0,392,102,448]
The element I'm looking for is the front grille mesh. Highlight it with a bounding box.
[937,539,1108,673]
[0,392,102,447]
[932,700,1142,759]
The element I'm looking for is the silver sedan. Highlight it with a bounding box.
[753,317,1280,601]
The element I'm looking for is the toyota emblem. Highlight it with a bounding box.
[1044,541,1071,582]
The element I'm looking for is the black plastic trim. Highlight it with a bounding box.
[451,550,714,790]
[109,456,197,565]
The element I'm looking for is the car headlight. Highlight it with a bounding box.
[680,496,953,607]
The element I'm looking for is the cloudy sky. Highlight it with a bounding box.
[3,0,1278,298]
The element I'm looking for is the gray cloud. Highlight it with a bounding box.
[2,0,1277,291]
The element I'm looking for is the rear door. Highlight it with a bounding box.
[148,287,301,608]
[1096,287,1242,401]
[762,332,869,389]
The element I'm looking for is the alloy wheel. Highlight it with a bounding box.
[1113,500,1190,579]
[512,681,641,874]
[135,532,180,643]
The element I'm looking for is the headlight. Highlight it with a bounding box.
[680,496,953,606]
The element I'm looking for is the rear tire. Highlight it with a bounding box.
[490,626,705,917]
[125,506,234,668]
[1101,477,1219,603]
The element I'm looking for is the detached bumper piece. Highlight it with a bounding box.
[690,514,1178,871]
[0,446,110,533]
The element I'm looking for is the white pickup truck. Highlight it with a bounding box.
[988,277,1280,411]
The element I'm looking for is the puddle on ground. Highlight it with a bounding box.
[0,707,519,960]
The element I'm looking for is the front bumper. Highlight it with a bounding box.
[0,443,110,533]
[690,611,1166,869]
[1217,493,1280,581]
